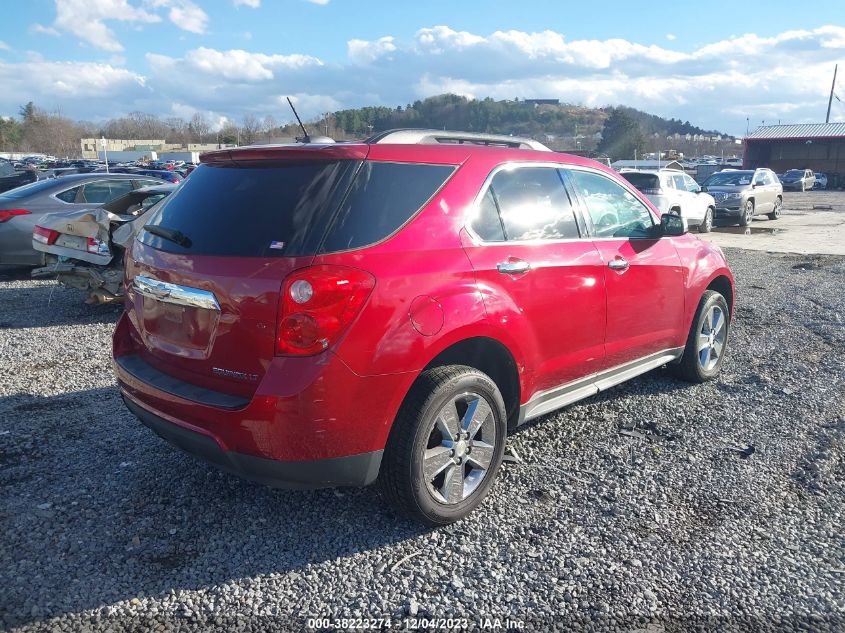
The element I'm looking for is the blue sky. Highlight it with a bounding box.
[1,0,843,135]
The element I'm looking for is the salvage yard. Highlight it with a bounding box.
[1,196,844,631]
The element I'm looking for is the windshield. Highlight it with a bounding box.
[783,170,803,177]
[0,179,61,199]
[703,171,753,186]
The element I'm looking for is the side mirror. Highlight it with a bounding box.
[692,187,702,194]
[661,213,687,236]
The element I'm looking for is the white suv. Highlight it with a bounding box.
[620,169,717,233]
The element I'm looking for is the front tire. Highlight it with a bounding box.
[379,366,507,526]
[699,207,714,233]
[673,290,730,383]
[768,196,782,220]
[738,199,754,226]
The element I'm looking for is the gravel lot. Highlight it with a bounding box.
[1,247,843,632]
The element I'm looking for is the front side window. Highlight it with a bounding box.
[683,175,701,192]
[482,166,580,241]
[568,170,655,239]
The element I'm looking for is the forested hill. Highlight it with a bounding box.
[329,94,727,140]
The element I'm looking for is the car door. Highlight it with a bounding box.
[462,164,607,393]
[565,168,687,369]
[681,174,708,224]
[752,171,774,212]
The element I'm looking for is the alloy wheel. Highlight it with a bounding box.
[698,305,727,371]
[743,201,754,225]
[423,392,496,505]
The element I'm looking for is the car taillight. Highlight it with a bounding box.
[276,265,375,356]
[86,237,110,255]
[33,225,60,245]
[0,209,31,223]
[640,188,664,195]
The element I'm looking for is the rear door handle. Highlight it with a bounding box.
[608,257,629,272]
[497,260,530,274]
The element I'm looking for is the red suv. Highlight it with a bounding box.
[113,130,735,525]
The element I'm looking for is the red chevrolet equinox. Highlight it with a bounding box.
[113,130,735,525]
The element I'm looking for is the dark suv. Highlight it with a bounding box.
[113,130,735,525]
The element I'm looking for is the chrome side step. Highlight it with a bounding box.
[518,347,684,424]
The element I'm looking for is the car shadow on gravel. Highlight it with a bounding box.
[0,386,427,628]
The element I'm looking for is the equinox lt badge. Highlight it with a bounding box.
[212,367,259,382]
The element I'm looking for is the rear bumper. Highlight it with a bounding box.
[113,312,413,485]
[123,394,382,488]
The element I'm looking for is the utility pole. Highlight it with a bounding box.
[826,64,838,124]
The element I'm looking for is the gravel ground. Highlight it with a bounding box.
[1,248,843,632]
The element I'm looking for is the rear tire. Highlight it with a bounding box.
[673,290,730,383]
[699,207,714,233]
[768,196,782,220]
[379,365,507,526]
[738,199,754,226]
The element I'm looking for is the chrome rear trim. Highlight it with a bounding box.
[133,275,220,311]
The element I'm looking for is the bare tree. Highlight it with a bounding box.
[241,114,261,145]
[188,113,210,143]
[263,115,277,142]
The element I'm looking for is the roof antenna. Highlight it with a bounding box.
[287,97,310,144]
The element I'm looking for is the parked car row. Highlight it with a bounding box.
[0,173,169,267]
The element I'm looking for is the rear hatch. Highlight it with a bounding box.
[123,146,367,399]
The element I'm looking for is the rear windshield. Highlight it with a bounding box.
[620,172,660,191]
[140,162,360,257]
[139,160,455,257]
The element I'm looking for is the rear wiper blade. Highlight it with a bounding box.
[144,224,192,248]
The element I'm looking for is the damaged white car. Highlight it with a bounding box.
[31,184,176,303]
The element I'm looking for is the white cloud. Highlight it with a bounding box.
[347,36,396,63]
[146,0,209,34]
[3,24,845,135]
[0,41,9,51]
[161,47,323,81]
[53,0,161,52]
[666,33,676,41]
[30,23,61,36]
[0,59,147,110]
[306,0,330,4]
[233,0,260,6]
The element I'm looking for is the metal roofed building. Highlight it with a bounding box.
[744,123,845,186]
[612,159,684,172]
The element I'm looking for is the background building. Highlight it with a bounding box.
[744,123,845,187]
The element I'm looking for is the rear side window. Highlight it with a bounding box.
[56,186,82,203]
[80,179,134,203]
[485,166,580,241]
[141,162,360,257]
[470,189,506,241]
[320,162,455,253]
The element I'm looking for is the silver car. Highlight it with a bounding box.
[701,169,783,227]
[0,173,162,267]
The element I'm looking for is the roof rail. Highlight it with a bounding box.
[366,128,551,152]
